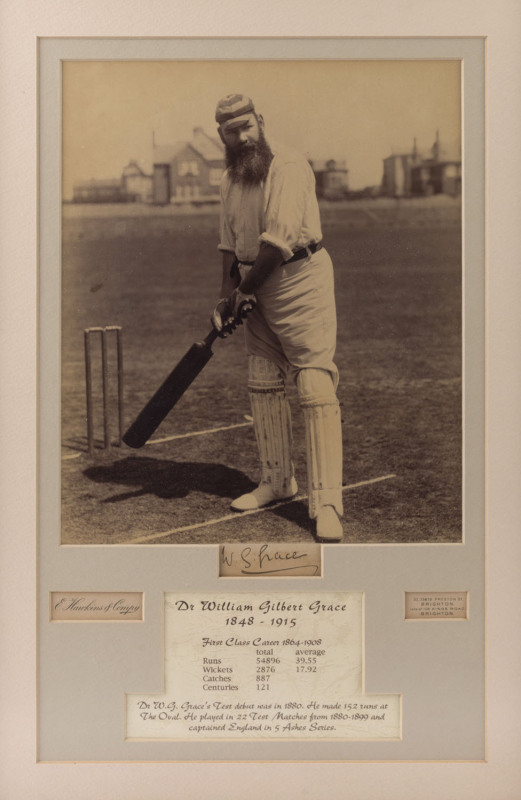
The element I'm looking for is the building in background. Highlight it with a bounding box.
[72,178,127,203]
[381,133,461,198]
[121,161,154,203]
[72,162,153,204]
[381,140,422,197]
[71,125,352,206]
[409,132,461,197]
[310,159,349,200]
[152,127,225,204]
[152,128,351,205]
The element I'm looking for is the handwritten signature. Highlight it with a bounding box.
[220,544,320,576]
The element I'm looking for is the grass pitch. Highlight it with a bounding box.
[61,200,462,544]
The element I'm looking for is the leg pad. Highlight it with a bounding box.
[297,368,343,518]
[247,356,295,497]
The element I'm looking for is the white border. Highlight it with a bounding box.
[2,3,521,800]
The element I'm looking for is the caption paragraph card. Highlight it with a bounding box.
[126,592,401,740]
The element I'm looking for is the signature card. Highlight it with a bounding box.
[219,543,322,577]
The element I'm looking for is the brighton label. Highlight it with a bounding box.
[126,593,401,740]
[405,592,468,619]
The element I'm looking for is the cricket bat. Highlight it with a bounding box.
[123,303,254,448]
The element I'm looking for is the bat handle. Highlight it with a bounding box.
[203,327,221,347]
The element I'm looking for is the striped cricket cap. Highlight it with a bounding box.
[215,94,256,132]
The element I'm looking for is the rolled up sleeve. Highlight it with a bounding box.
[259,160,310,261]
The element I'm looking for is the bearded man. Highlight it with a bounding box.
[211,94,344,543]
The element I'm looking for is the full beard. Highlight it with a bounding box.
[225,130,273,185]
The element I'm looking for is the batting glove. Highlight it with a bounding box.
[211,298,237,338]
[230,288,257,324]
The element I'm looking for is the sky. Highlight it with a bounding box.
[62,60,461,198]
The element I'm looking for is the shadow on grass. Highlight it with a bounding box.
[83,455,312,534]
[84,456,256,502]
[269,498,311,531]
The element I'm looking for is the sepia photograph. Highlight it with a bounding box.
[61,59,462,546]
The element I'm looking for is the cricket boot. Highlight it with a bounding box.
[297,368,344,542]
[231,356,297,511]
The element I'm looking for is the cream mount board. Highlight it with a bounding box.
[38,36,485,762]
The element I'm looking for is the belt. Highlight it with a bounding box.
[237,242,323,267]
[285,241,323,263]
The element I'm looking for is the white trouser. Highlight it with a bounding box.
[241,247,339,387]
